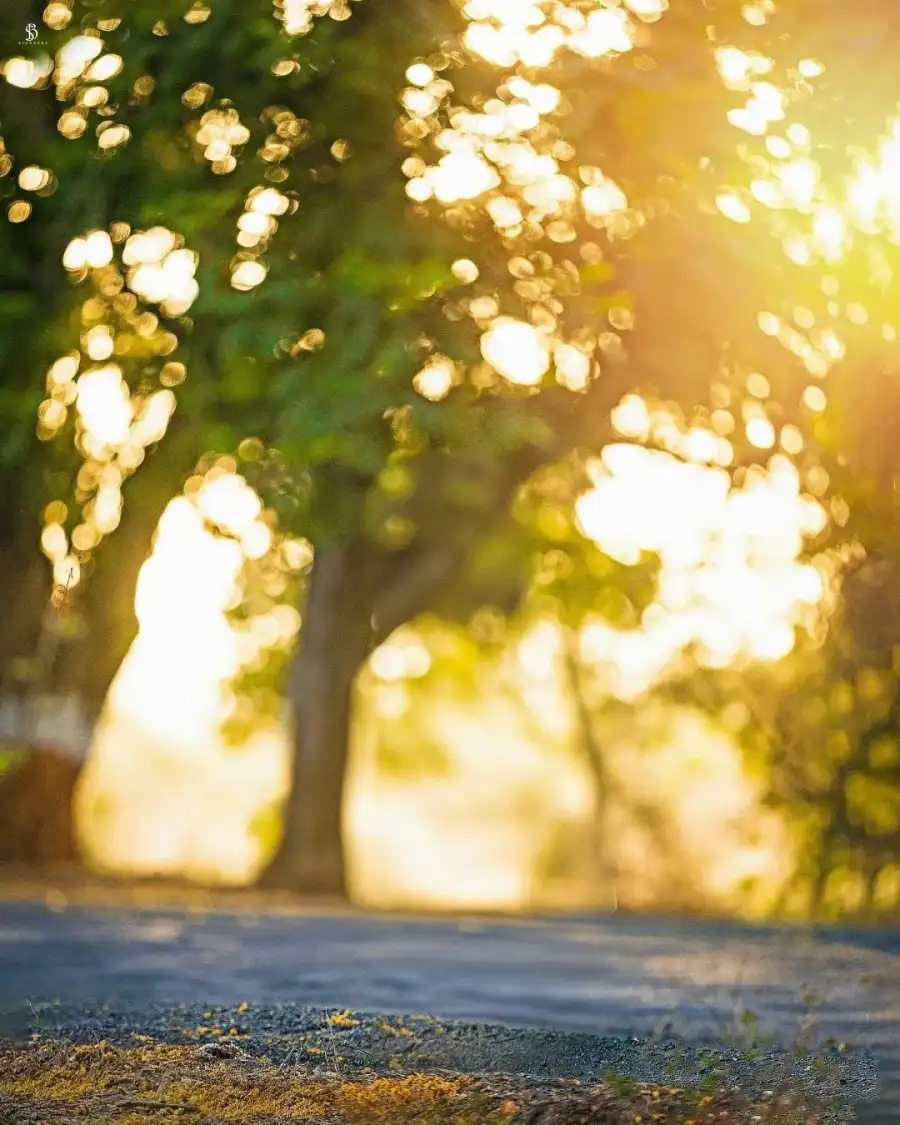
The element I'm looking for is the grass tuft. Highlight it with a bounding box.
[0,1030,845,1124]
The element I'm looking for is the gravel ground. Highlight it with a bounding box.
[2,1002,881,1123]
[0,898,897,1122]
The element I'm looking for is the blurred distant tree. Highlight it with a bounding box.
[3,0,900,898]
[0,0,200,714]
[658,547,900,920]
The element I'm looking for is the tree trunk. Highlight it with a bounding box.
[0,511,48,684]
[0,746,82,863]
[257,540,378,897]
[562,627,618,909]
[255,433,579,898]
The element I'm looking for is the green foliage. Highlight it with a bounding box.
[0,748,27,780]
[5,0,900,911]
[661,551,900,919]
[248,800,284,857]
[9,0,892,556]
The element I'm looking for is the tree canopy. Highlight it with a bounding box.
[3,0,900,900]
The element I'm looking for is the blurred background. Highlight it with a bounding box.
[1,0,900,923]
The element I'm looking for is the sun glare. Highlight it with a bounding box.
[480,318,550,384]
[19,0,895,907]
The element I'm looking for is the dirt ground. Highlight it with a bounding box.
[0,1036,829,1124]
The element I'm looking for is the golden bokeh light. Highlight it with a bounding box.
[7,200,31,223]
[413,357,458,401]
[97,122,131,151]
[78,492,286,882]
[38,219,196,594]
[715,192,752,224]
[44,2,73,31]
[451,257,479,283]
[18,166,50,191]
[57,35,102,82]
[746,416,776,449]
[194,107,250,169]
[4,56,53,89]
[575,448,825,689]
[76,365,133,449]
[231,259,268,290]
[480,318,550,385]
[553,342,591,391]
[74,412,831,901]
[8,0,894,907]
[275,0,354,37]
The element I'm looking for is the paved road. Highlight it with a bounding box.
[0,902,897,1119]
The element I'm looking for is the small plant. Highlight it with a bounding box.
[603,1071,639,1098]
[320,1009,343,1077]
[629,974,864,1122]
[793,984,826,1058]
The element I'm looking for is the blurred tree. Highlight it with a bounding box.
[659,547,900,920]
[0,0,202,714]
[3,0,900,899]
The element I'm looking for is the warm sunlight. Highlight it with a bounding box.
[21,0,897,909]
[480,318,550,385]
[76,476,289,882]
[76,431,827,907]
[575,448,825,692]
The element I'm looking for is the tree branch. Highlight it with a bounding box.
[370,539,471,647]
[369,428,570,644]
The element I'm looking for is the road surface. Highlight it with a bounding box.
[0,901,897,1120]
